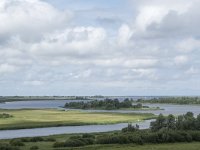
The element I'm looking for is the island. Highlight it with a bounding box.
[64,99,161,110]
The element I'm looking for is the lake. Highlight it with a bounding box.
[0,100,199,139]
[1,100,199,116]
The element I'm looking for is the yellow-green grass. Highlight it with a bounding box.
[0,109,155,130]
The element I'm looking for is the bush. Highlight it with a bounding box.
[44,137,56,142]
[0,143,19,150]
[0,144,16,150]
[143,133,159,143]
[180,132,192,142]
[189,131,200,141]
[9,139,24,146]
[64,139,86,147]
[30,146,39,150]
[127,135,144,145]
[80,138,94,145]
[29,137,44,142]
[0,113,13,119]
[96,135,130,144]
[69,136,82,140]
[53,142,66,148]
[20,138,30,142]
[53,137,94,148]
[82,133,95,139]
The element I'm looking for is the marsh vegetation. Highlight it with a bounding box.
[0,109,155,130]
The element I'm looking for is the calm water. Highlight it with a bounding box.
[1,100,200,116]
[135,103,200,116]
[0,100,88,109]
[0,120,153,139]
[0,100,199,139]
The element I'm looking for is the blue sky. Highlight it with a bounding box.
[0,0,200,96]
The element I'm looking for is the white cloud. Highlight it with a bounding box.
[134,0,192,31]
[0,0,72,41]
[24,80,44,86]
[0,64,18,74]
[31,26,107,57]
[177,38,200,53]
[118,24,133,46]
[174,55,188,66]
[0,0,200,95]
[185,67,199,75]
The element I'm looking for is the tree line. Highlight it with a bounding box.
[137,97,200,104]
[64,99,148,110]
[150,112,200,131]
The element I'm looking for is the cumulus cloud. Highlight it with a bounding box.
[31,26,107,58]
[177,38,200,53]
[174,55,189,66]
[0,64,18,74]
[0,0,72,41]
[0,0,200,95]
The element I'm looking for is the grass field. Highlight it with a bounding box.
[0,109,155,130]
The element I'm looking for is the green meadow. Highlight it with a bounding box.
[0,109,155,130]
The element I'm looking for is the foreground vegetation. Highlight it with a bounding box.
[150,112,200,131]
[1,112,200,150]
[58,143,200,150]
[64,99,159,110]
[137,96,200,105]
[0,109,155,130]
[1,129,200,150]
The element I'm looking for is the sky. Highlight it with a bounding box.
[0,0,200,96]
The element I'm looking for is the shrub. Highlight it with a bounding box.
[53,137,94,148]
[143,133,159,143]
[168,132,185,142]
[127,135,144,145]
[20,138,30,142]
[69,136,82,140]
[29,137,44,142]
[0,143,19,150]
[80,138,94,145]
[82,133,95,139]
[9,139,24,146]
[44,137,56,142]
[189,131,200,141]
[180,132,192,142]
[53,142,66,148]
[0,113,13,119]
[30,146,39,150]
[64,139,85,147]
[96,135,130,145]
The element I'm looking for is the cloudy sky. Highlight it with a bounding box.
[0,0,200,96]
